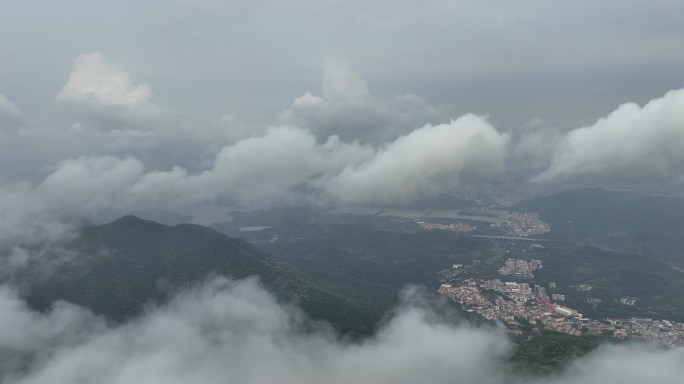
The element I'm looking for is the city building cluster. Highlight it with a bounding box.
[417,221,476,233]
[609,318,684,347]
[480,209,551,237]
[438,278,684,346]
[497,258,543,278]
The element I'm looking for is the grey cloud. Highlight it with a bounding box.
[3,49,684,244]
[0,54,251,182]
[1,54,495,218]
[0,94,26,131]
[548,343,684,384]
[1,277,683,384]
[277,62,454,144]
[506,118,565,180]
[53,53,251,161]
[22,114,508,211]
[0,156,142,248]
[0,280,510,383]
[0,106,509,274]
[0,285,105,376]
[0,181,87,281]
[38,156,145,211]
[0,184,76,248]
[124,126,367,208]
[2,1,683,128]
[0,278,511,384]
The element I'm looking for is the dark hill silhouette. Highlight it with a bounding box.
[25,216,380,334]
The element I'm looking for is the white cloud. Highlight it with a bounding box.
[0,183,75,250]
[0,278,512,384]
[327,114,510,204]
[119,117,508,208]
[0,155,143,252]
[1,277,683,384]
[38,156,145,211]
[7,52,684,266]
[0,285,105,375]
[4,54,507,217]
[536,88,684,182]
[56,52,157,111]
[0,114,508,244]
[549,343,684,384]
[125,126,375,208]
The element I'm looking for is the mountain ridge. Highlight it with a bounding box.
[22,215,381,334]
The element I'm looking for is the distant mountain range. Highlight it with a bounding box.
[515,188,684,268]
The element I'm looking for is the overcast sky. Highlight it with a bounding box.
[1,0,684,223]
[2,0,683,126]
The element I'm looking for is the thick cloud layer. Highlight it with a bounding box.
[0,52,512,235]
[1,50,684,238]
[2,52,684,253]
[5,117,506,215]
[0,278,682,384]
[328,114,509,204]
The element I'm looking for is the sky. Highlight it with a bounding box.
[2,0,684,124]
[0,0,682,225]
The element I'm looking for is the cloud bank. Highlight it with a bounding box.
[2,51,684,272]
[328,114,509,204]
[536,88,684,182]
[1,278,682,384]
[0,52,512,240]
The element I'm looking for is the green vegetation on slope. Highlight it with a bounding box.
[24,216,381,335]
[511,331,614,374]
[514,188,684,268]
[257,223,492,311]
